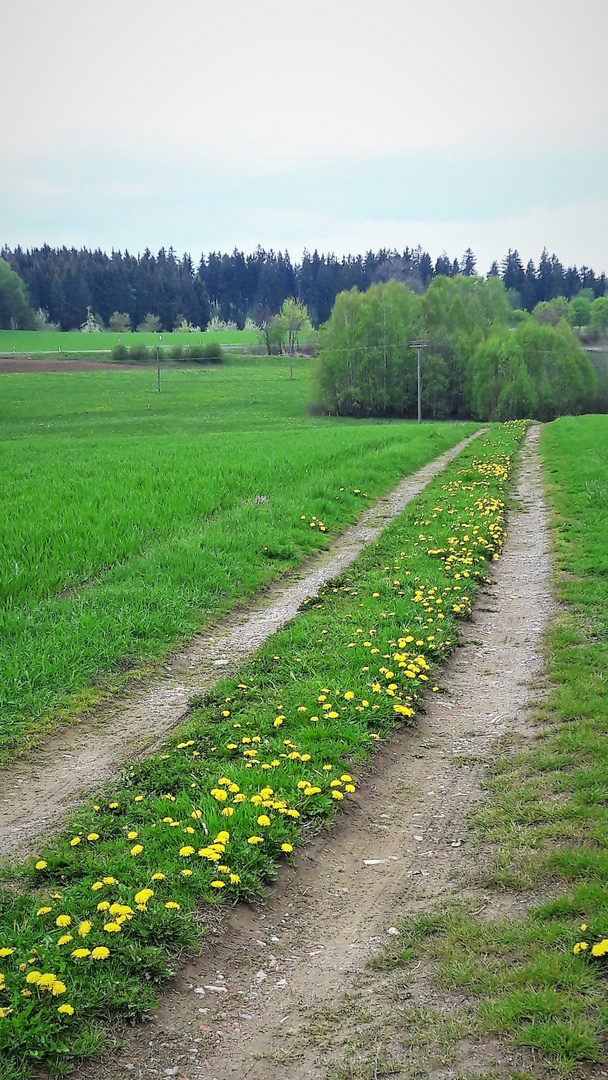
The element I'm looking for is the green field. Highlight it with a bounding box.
[0,328,258,356]
[0,358,476,758]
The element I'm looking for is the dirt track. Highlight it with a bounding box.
[0,429,483,861]
[69,427,555,1080]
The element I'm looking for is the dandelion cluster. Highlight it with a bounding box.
[573,922,608,958]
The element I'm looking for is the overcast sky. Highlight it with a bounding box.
[2,0,607,272]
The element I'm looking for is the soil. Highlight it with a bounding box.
[64,426,562,1080]
[0,429,483,862]
[0,358,141,373]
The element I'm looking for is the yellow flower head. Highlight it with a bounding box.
[281,843,293,853]
[71,948,90,959]
[55,915,71,928]
[58,1003,75,1015]
[78,921,92,937]
[91,947,110,960]
[35,860,47,870]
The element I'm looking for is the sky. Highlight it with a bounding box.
[2,0,607,273]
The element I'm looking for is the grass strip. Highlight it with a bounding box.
[0,421,526,1078]
[381,414,608,1075]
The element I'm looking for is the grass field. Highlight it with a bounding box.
[0,329,258,356]
[382,414,608,1072]
[0,358,477,759]
[0,422,522,1078]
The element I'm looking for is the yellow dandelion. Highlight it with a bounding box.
[91,947,110,960]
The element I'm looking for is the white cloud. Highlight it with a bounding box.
[292,197,608,275]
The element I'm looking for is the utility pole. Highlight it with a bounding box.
[157,334,162,392]
[408,341,428,424]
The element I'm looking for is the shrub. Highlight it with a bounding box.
[202,341,224,363]
[111,342,129,362]
[129,343,150,363]
[187,343,205,362]
[171,343,185,360]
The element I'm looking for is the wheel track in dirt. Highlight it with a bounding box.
[0,429,483,862]
[71,425,556,1080]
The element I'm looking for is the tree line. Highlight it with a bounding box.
[316,277,598,423]
[1,243,605,332]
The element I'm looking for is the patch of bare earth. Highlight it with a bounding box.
[0,357,142,372]
[66,426,564,1080]
[0,430,483,862]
